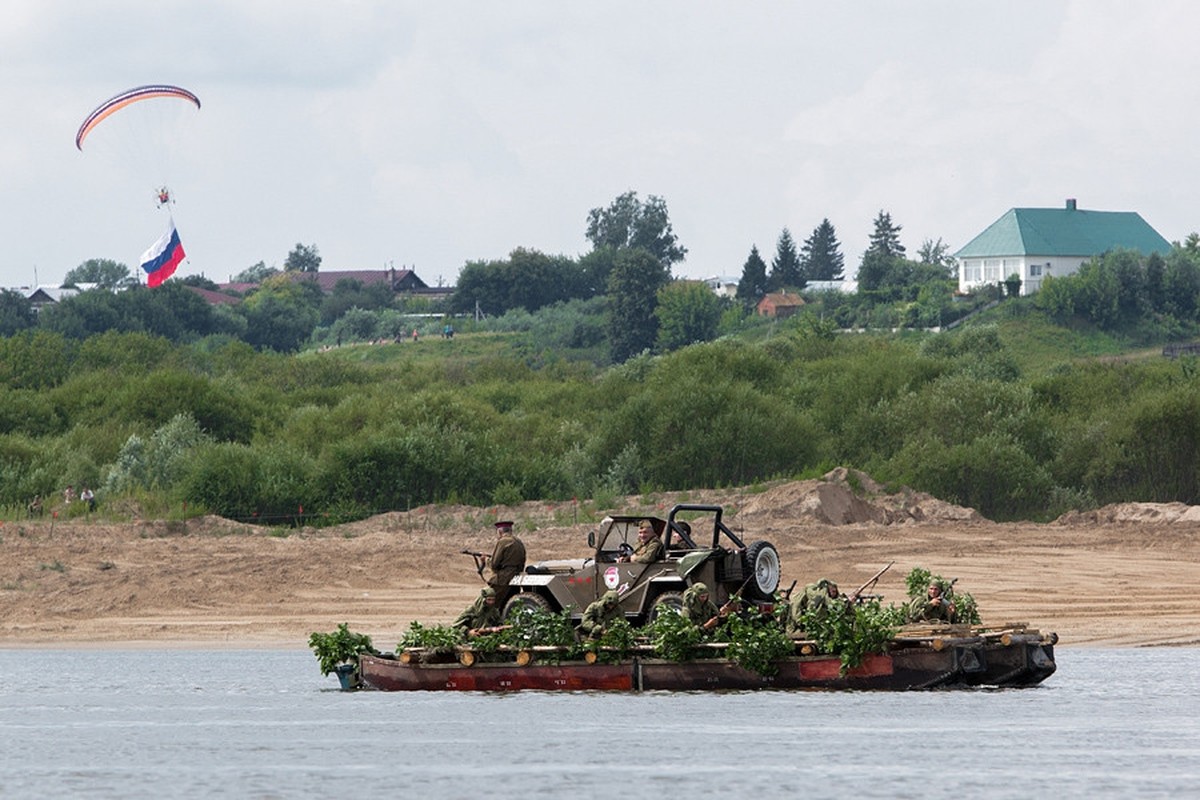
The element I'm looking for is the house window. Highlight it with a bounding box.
[1030,264,1042,277]
[983,259,1002,282]
[962,260,982,282]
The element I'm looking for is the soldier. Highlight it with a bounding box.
[482,520,526,604]
[682,582,737,631]
[579,590,623,639]
[909,582,957,623]
[618,519,664,564]
[784,579,843,637]
[453,587,504,637]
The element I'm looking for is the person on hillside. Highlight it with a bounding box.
[481,521,526,604]
[453,587,505,637]
[579,590,623,639]
[909,582,957,623]
[618,519,664,564]
[682,582,738,631]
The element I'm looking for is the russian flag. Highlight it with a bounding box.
[140,220,186,287]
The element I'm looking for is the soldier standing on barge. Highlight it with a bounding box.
[482,520,526,604]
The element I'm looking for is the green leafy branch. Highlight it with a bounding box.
[307,623,376,676]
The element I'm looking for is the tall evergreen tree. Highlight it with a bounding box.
[735,245,769,307]
[768,228,804,290]
[800,219,845,281]
[858,210,907,294]
[866,211,905,259]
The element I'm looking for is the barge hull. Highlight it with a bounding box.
[358,638,1053,692]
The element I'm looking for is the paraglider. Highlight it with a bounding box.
[76,84,200,287]
[75,84,201,151]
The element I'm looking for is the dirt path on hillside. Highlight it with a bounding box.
[3,472,1198,650]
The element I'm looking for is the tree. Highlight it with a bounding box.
[607,248,671,362]
[858,211,908,294]
[655,281,722,352]
[284,243,321,273]
[240,273,320,351]
[916,238,956,277]
[64,258,133,289]
[0,289,36,336]
[232,261,277,284]
[319,278,396,324]
[735,245,769,308]
[586,191,687,268]
[448,249,586,317]
[768,228,804,290]
[867,211,906,259]
[1145,251,1166,314]
[800,219,845,282]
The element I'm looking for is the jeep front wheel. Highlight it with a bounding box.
[742,541,780,601]
[503,592,554,620]
[647,591,685,623]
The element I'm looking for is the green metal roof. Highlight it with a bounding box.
[955,205,1171,258]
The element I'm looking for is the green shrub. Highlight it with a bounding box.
[308,623,376,675]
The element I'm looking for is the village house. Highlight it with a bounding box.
[756,289,805,319]
[208,267,450,304]
[955,199,1171,296]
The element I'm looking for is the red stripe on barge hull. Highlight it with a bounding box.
[360,655,634,692]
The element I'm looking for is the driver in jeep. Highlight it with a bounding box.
[617,519,665,564]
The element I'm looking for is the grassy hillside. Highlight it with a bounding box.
[3,302,1199,525]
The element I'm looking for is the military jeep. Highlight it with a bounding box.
[502,504,780,624]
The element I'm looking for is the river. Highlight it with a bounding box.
[1,647,1197,798]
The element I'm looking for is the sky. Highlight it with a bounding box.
[2,1,1199,290]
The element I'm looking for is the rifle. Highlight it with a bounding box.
[703,575,754,631]
[468,624,513,638]
[782,580,798,601]
[461,549,487,578]
[848,561,895,603]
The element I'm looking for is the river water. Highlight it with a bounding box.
[1,647,1197,798]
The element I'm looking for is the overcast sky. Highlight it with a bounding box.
[2,1,1198,290]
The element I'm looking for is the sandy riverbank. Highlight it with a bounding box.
[3,474,1197,649]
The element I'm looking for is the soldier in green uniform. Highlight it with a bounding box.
[784,579,843,637]
[579,590,623,639]
[618,519,665,564]
[453,587,504,637]
[682,582,737,631]
[482,520,526,604]
[908,582,957,623]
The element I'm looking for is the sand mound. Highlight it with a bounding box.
[1056,502,1200,525]
[738,468,983,526]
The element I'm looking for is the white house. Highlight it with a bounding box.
[701,275,739,298]
[955,199,1171,296]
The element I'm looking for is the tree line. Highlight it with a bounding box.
[3,312,1200,525]
[2,191,975,364]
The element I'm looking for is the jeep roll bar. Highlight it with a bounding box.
[665,504,746,551]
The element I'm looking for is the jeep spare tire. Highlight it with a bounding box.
[742,541,780,601]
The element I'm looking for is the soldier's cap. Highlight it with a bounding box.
[691,582,709,595]
[638,519,653,530]
[602,589,620,604]
[481,587,496,598]
[494,520,514,531]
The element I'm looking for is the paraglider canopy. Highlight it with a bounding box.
[75,84,201,151]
